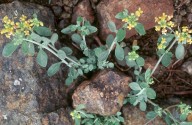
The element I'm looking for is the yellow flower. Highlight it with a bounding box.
[135,8,143,17]
[20,15,27,21]
[182,26,188,32]
[162,28,167,34]
[167,21,174,27]
[155,26,161,31]
[24,30,30,36]
[161,38,166,43]
[127,24,133,30]
[2,16,9,23]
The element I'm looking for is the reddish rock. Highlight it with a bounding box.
[72,70,131,116]
[72,0,95,23]
[122,104,166,125]
[96,0,174,40]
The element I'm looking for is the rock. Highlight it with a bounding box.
[187,14,192,23]
[72,70,131,116]
[0,1,69,124]
[52,5,63,17]
[64,6,72,14]
[96,0,174,40]
[72,0,95,24]
[42,108,73,125]
[58,19,70,29]
[60,12,71,19]
[181,59,192,75]
[122,104,166,125]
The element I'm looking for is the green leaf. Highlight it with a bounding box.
[36,49,48,67]
[129,82,141,90]
[180,122,192,125]
[65,76,73,86]
[106,34,114,47]
[2,42,19,57]
[175,44,185,60]
[61,25,72,34]
[76,104,86,110]
[57,50,66,59]
[135,23,146,36]
[136,57,145,66]
[61,47,73,55]
[28,43,35,56]
[98,50,108,61]
[115,9,128,19]
[145,69,151,80]
[125,56,137,67]
[139,101,147,111]
[21,41,28,55]
[158,33,175,44]
[146,111,157,119]
[87,26,97,34]
[107,21,117,32]
[47,62,62,76]
[71,33,82,44]
[116,29,126,42]
[50,33,58,45]
[30,32,42,42]
[34,26,52,37]
[180,114,187,121]
[161,52,172,67]
[115,43,124,61]
[146,88,156,99]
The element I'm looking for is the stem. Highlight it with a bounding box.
[48,44,81,66]
[24,39,72,67]
[105,37,117,61]
[151,38,177,75]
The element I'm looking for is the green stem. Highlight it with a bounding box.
[105,37,117,61]
[24,39,72,67]
[48,44,81,66]
[151,38,177,75]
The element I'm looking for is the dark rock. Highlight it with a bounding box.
[122,104,166,125]
[60,12,71,19]
[180,9,187,16]
[187,14,192,23]
[0,1,69,124]
[42,108,73,125]
[72,70,131,116]
[181,58,192,75]
[52,5,63,17]
[63,6,72,14]
[58,19,70,29]
[72,0,95,24]
[96,0,174,41]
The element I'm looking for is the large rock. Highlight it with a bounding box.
[72,70,131,116]
[0,1,70,124]
[72,0,95,24]
[96,0,174,40]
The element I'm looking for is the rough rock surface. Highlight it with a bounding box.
[72,0,95,23]
[72,70,131,116]
[122,104,166,125]
[181,58,192,75]
[0,1,71,124]
[96,0,174,40]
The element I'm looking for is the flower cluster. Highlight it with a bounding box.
[122,8,143,30]
[157,37,167,50]
[155,13,174,34]
[70,111,81,120]
[1,15,43,39]
[128,51,139,60]
[175,26,192,44]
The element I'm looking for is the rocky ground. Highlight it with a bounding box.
[0,0,192,125]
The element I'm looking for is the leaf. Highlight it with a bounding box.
[161,52,172,67]
[61,25,72,34]
[30,32,42,42]
[47,62,62,76]
[125,56,137,67]
[57,50,66,59]
[76,104,86,110]
[50,33,58,45]
[65,76,73,86]
[2,42,19,57]
[175,44,185,60]
[36,49,48,67]
[146,111,157,119]
[71,33,82,44]
[136,57,145,66]
[158,33,175,44]
[135,23,146,36]
[34,26,52,37]
[61,47,73,55]
[145,69,151,80]
[180,114,187,121]
[146,88,156,99]
[139,101,147,111]
[116,29,126,42]
[98,50,109,61]
[28,43,35,56]
[106,34,115,47]
[87,26,97,34]
[115,43,124,61]
[107,21,117,32]
[21,41,28,55]
[115,9,128,19]
[129,82,141,90]
[180,122,192,125]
